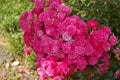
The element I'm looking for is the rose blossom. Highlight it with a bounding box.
[20,0,117,79]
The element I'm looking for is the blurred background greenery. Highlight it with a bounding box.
[0,0,38,80]
[0,0,120,79]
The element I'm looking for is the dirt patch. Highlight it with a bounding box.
[0,35,39,80]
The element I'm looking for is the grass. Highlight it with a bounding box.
[0,0,39,79]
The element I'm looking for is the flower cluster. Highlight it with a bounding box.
[114,70,120,78]
[20,0,117,80]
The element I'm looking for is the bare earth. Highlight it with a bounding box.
[0,35,38,80]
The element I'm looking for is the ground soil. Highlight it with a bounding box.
[0,35,39,80]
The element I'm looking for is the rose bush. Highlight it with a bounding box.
[20,0,117,80]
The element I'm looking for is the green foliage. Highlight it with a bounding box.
[0,1,37,79]
[0,0,33,56]
[0,1,36,76]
